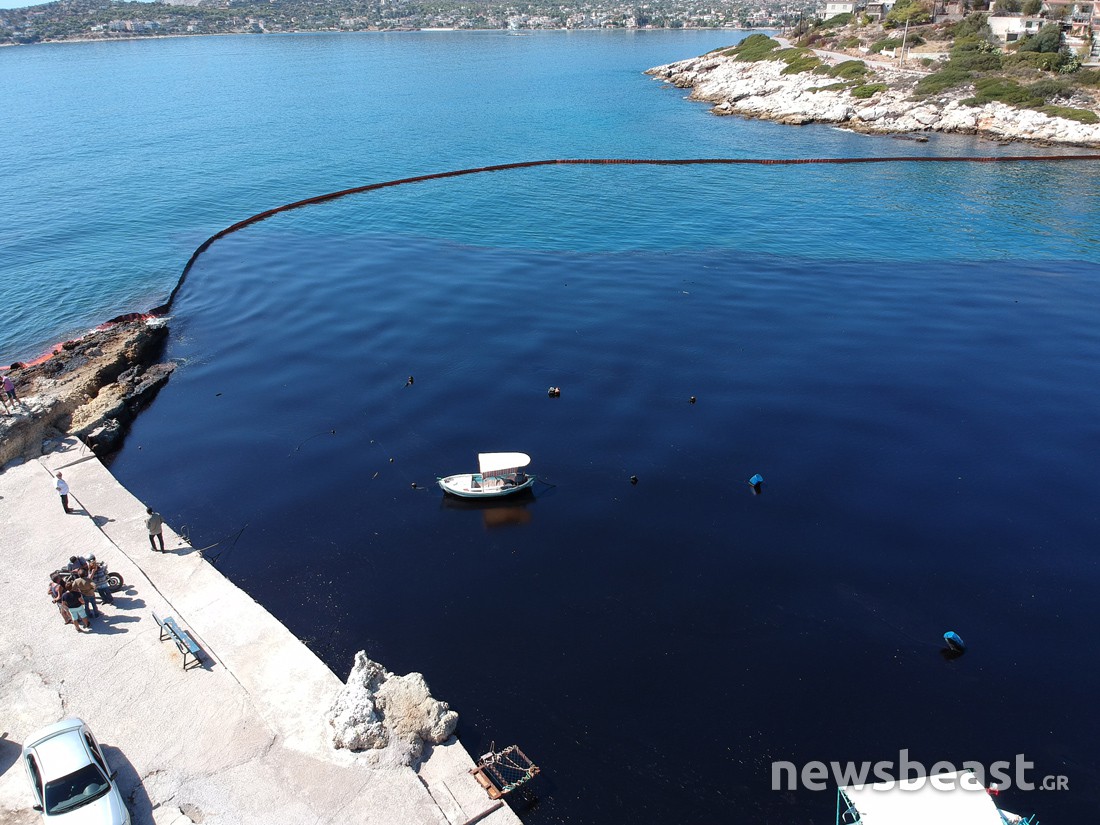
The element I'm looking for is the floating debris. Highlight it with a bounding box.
[405,375,414,387]
[629,475,638,485]
[547,386,561,397]
[749,473,764,494]
[943,631,966,653]
[689,396,696,404]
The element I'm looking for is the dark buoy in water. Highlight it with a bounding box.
[629,475,638,485]
[748,473,764,494]
[941,631,966,660]
[548,386,561,397]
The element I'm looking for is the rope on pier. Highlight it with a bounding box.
[153,153,1100,314]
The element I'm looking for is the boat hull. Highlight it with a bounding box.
[437,474,536,498]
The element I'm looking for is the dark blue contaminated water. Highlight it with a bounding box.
[4,29,1100,825]
[108,163,1100,823]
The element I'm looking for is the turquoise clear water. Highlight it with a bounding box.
[4,31,1100,825]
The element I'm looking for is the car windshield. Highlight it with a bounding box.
[44,762,110,815]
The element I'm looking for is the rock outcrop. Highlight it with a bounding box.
[329,651,459,765]
[647,54,1100,146]
[0,317,175,468]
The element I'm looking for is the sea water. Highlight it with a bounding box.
[3,31,1099,824]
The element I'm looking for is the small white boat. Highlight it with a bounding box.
[837,769,1035,825]
[438,452,536,498]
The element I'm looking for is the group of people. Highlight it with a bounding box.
[48,555,115,633]
[0,372,24,414]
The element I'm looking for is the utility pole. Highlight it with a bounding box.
[900,15,909,65]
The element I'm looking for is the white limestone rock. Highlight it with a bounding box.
[328,651,458,764]
[646,51,1100,146]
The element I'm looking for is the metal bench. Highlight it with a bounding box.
[152,610,202,670]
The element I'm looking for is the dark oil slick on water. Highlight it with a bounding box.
[112,165,1100,824]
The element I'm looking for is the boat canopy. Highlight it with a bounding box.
[478,452,531,476]
[838,771,1014,825]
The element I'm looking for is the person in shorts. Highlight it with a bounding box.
[60,588,89,632]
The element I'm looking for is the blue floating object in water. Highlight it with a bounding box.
[749,474,764,486]
[943,631,966,652]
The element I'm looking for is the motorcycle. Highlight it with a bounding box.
[51,558,124,592]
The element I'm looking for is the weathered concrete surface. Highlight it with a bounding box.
[0,439,521,825]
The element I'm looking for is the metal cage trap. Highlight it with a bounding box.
[469,744,540,799]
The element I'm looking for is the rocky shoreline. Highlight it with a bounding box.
[647,50,1100,146]
[0,318,175,468]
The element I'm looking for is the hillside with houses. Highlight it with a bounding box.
[1,0,806,45]
[810,0,1098,64]
[648,5,1100,144]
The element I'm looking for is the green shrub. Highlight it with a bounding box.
[814,81,852,92]
[914,65,972,95]
[1075,69,1100,86]
[829,60,870,79]
[1038,105,1099,123]
[840,37,861,48]
[824,12,853,24]
[964,76,1042,105]
[1026,78,1074,101]
[851,82,888,98]
[870,37,902,53]
[781,53,824,74]
[952,35,998,57]
[1003,51,1063,71]
[723,33,780,61]
[1018,22,1062,53]
[949,12,992,41]
[950,48,1003,71]
[921,57,933,66]
[1058,52,1082,74]
[885,0,931,27]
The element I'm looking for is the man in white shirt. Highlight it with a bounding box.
[55,471,71,514]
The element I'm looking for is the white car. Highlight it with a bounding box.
[21,718,130,824]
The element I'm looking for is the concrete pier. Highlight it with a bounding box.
[0,439,521,825]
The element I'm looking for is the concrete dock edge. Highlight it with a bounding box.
[0,439,521,825]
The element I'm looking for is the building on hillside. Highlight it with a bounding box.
[818,1,859,19]
[865,0,895,20]
[987,13,1046,43]
[1040,0,1099,61]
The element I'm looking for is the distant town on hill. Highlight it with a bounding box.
[0,0,807,44]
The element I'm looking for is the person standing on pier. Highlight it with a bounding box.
[55,472,72,513]
[146,506,165,552]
